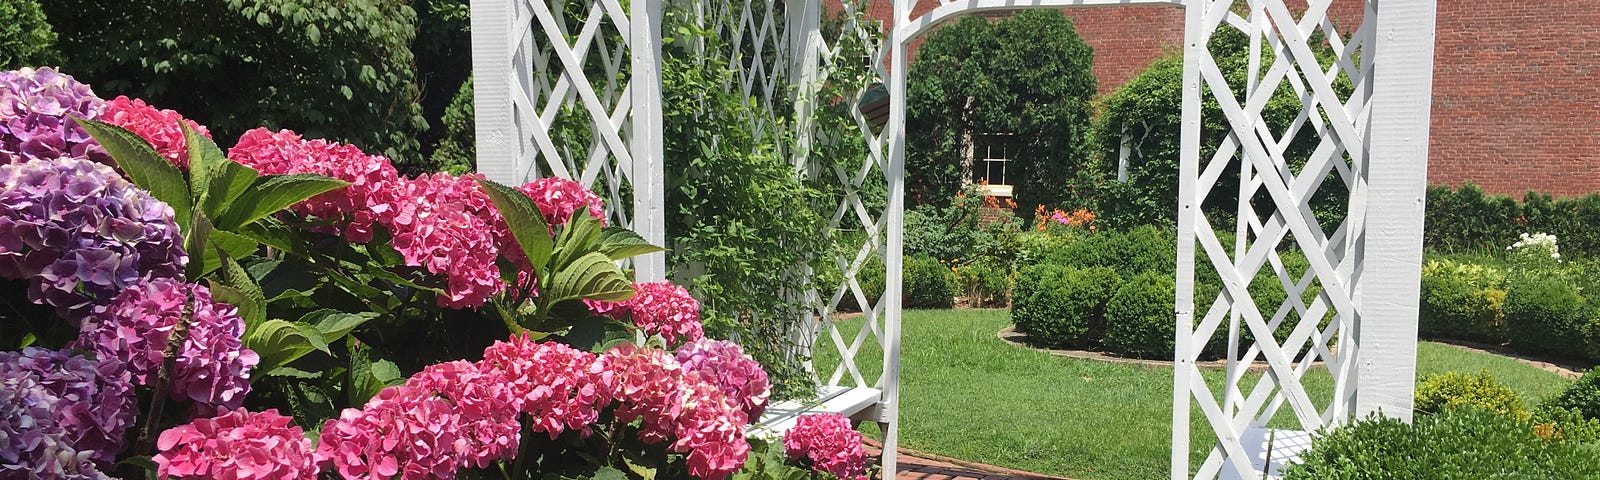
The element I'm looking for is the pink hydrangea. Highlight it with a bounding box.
[74,279,258,410]
[227,128,403,243]
[385,173,505,308]
[101,96,210,169]
[516,177,606,227]
[477,334,604,437]
[589,282,705,345]
[154,408,317,480]
[676,338,771,419]
[315,385,462,480]
[405,361,521,468]
[782,414,868,480]
[595,344,750,480]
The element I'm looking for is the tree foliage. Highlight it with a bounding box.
[907,10,1097,215]
[0,0,58,70]
[1092,28,1350,229]
[42,0,428,170]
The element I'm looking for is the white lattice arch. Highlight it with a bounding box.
[470,1,1437,479]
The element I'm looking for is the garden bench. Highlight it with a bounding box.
[748,385,883,439]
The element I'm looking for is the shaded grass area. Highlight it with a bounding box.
[811,309,1572,480]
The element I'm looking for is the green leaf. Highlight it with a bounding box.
[209,229,260,259]
[239,217,310,257]
[214,174,348,230]
[546,252,634,304]
[298,309,378,342]
[595,466,630,480]
[560,318,635,353]
[551,206,605,268]
[296,322,331,355]
[369,360,402,385]
[186,211,215,280]
[474,177,554,269]
[247,258,321,302]
[215,256,267,328]
[243,319,318,374]
[595,226,667,261]
[183,122,260,219]
[77,118,193,224]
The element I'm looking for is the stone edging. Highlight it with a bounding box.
[996,326,1312,372]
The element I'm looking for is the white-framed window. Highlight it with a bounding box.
[974,133,1015,197]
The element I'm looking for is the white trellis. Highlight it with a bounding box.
[470,1,1437,479]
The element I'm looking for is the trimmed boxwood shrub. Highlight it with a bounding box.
[1043,225,1176,276]
[1414,371,1529,420]
[905,254,956,309]
[1545,367,1600,422]
[1012,264,1122,347]
[0,0,57,70]
[1418,257,1510,343]
[1104,271,1175,359]
[1504,274,1597,360]
[1285,408,1600,479]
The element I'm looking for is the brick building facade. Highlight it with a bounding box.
[861,1,1600,196]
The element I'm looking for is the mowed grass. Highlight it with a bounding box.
[811,309,1574,480]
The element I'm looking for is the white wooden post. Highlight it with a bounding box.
[883,1,909,478]
[631,0,667,282]
[1171,0,1206,478]
[1354,0,1436,421]
[470,0,516,185]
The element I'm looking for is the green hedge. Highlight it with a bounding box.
[1418,257,1509,343]
[1103,271,1175,359]
[1546,368,1600,422]
[1504,274,1597,360]
[905,255,957,309]
[1012,264,1121,347]
[1285,408,1600,479]
[1426,183,1600,258]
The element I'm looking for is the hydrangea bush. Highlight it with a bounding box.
[0,156,186,321]
[783,413,870,480]
[0,66,871,480]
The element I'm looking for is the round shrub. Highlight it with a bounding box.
[1285,408,1600,479]
[1504,275,1595,359]
[1414,371,1529,420]
[0,0,57,70]
[1012,264,1121,348]
[1544,367,1600,422]
[904,254,956,309]
[1104,272,1175,359]
[1420,259,1511,343]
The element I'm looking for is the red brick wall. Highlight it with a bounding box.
[850,0,1600,197]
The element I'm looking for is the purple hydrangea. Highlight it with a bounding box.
[675,338,772,419]
[0,157,187,322]
[0,347,135,476]
[0,67,109,166]
[75,279,258,410]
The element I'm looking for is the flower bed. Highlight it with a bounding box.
[0,67,865,480]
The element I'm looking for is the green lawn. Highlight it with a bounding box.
[811,309,1574,480]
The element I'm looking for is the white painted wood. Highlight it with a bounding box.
[1217,428,1314,480]
[470,0,516,185]
[1172,0,1207,476]
[630,0,666,282]
[1354,0,1436,421]
[883,2,908,479]
[748,385,884,439]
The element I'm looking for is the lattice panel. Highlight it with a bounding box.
[698,0,794,148]
[789,0,896,395]
[1175,0,1375,478]
[505,0,637,228]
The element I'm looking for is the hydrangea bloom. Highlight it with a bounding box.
[74,279,258,409]
[405,361,521,467]
[782,413,868,480]
[676,338,771,419]
[596,344,750,480]
[102,96,210,169]
[228,128,404,243]
[386,173,505,308]
[516,177,606,227]
[154,408,317,480]
[478,334,604,437]
[316,385,463,480]
[590,282,704,345]
[0,347,135,470]
[0,67,108,166]
[0,157,186,321]
[1509,232,1561,260]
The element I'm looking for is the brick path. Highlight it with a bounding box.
[864,440,1075,480]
